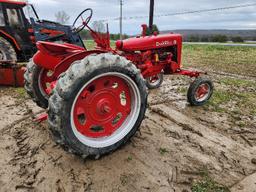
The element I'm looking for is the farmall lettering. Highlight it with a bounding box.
[156,40,176,47]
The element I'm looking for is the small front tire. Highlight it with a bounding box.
[187,77,213,106]
[145,73,164,89]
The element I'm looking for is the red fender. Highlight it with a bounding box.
[53,50,107,79]
[43,50,107,95]
[33,41,85,70]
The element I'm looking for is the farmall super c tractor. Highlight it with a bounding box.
[25,4,213,158]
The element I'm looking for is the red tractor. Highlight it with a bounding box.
[25,7,213,158]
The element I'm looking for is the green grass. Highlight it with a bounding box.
[127,155,133,162]
[192,170,230,192]
[192,177,230,192]
[159,147,169,155]
[220,78,256,88]
[15,87,27,98]
[84,40,115,50]
[212,78,256,116]
[182,44,256,76]
[204,88,256,116]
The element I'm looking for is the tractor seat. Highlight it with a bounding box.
[36,41,85,56]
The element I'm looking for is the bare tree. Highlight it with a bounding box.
[92,21,105,33]
[55,11,70,24]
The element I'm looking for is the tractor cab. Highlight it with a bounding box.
[0,0,35,60]
[0,0,85,62]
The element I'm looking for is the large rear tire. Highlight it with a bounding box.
[0,37,17,61]
[24,59,54,109]
[48,53,148,158]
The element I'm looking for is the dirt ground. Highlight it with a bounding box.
[0,73,255,192]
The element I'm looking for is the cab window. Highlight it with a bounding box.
[6,7,25,28]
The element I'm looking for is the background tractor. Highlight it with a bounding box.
[25,1,213,158]
[0,0,84,86]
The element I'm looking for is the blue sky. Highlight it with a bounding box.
[29,0,256,35]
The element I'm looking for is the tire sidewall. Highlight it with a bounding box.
[32,65,49,109]
[0,37,17,61]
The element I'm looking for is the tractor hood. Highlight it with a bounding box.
[116,33,182,51]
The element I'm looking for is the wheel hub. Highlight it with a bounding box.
[73,75,133,138]
[195,84,210,102]
[97,99,111,115]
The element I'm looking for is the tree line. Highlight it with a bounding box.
[185,35,248,43]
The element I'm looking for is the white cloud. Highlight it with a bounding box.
[27,0,256,34]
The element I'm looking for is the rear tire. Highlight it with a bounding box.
[24,59,52,109]
[0,37,17,61]
[48,53,148,158]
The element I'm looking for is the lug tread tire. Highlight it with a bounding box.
[187,77,214,106]
[145,73,164,89]
[48,53,148,159]
[24,59,48,109]
[0,37,17,61]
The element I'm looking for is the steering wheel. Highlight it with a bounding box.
[72,8,93,33]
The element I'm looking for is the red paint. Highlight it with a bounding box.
[0,63,25,87]
[33,41,84,70]
[73,75,131,138]
[39,68,55,95]
[0,0,27,6]
[53,50,106,79]
[116,33,182,52]
[39,29,65,37]
[196,84,209,100]
[34,113,48,123]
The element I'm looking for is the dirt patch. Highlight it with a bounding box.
[0,71,255,191]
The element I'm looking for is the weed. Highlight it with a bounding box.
[192,170,230,192]
[159,147,169,155]
[15,88,26,98]
[127,155,133,162]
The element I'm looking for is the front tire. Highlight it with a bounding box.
[187,77,214,106]
[48,53,148,158]
[145,73,164,89]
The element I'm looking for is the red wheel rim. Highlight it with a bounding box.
[73,75,133,138]
[149,75,159,83]
[39,69,54,96]
[195,83,210,102]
